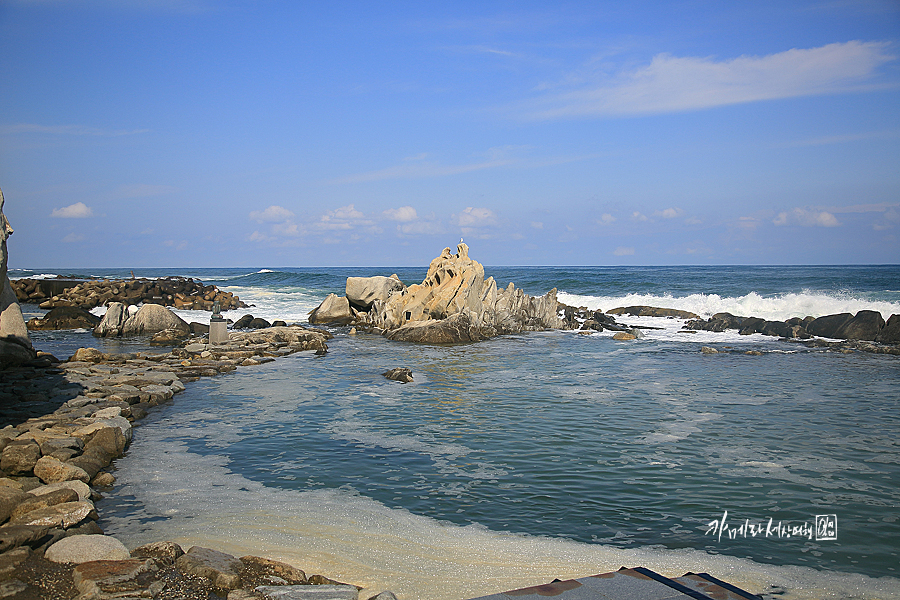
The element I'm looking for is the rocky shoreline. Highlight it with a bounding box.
[0,323,407,599]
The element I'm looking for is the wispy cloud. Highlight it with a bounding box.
[50,202,93,218]
[383,206,418,222]
[453,207,497,227]
[522,41,896,119]
[1,123,149,136]
[773,207,841,227]
[250,205,295,223]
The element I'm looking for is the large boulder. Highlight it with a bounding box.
[346,275,405,310]
[806,313,854,339]
[122,303,190,337]
[0,188,36,367]
[875,314,900,344]
[94,302,129,337]
[26,306,101,330]
[835,310,885,341]
[308,293,354,325]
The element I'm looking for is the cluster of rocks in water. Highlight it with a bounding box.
[10,276,246,312]
[0,322,411,599]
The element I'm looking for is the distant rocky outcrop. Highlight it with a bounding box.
[0,188,37,368]
[10,276,246,312]
[310,244,568,343]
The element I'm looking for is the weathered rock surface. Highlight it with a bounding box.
[254,584,360,599]
[93,302,130,337]
[835,310,885,341]
[240,555,308,585]
[0,187,36,368]
[382,367,413,383]
[73,557,160,598]
[122,303,191,337]
[806,313,854,339]
[26,306,101,331]
[176,546,244,590]
[9,499,95,528]
[45,534,130,563]
[346,275,405,310]
[308,294,354,325]
[132,540,185,565]
[333,244,565,343]
[33,455,91,484]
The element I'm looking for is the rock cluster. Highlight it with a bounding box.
[684,309,899,344]
[310,243,567,343]
[0,188,37,368]
[11,276,247,311]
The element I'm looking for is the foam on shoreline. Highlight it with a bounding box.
[101,434,900,600]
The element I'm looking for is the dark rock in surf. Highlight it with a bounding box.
[806,313,854,339]
[876,314,900,344]
[835,310,885,341]
[382,367,413,383]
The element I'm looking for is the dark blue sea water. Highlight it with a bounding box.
[13,265,900,600]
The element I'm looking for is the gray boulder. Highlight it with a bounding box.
[122,303,191,337]
[45,534,130,563]
[94,302,129,337]
[175,546,243,590]
[345,275,405,310]
[835,310,885,341]
[382,367,413,383]
[308,294,354,325]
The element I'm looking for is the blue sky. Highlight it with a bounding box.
[1,0,898,267]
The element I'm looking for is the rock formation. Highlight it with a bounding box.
[310,243,567,343]
[0,188,36,368]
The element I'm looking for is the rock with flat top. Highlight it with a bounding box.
[33,456,91,484]
[612,332,636,340]
[240,555,307,585]
[45,534,130,563]
[607,306,699,319]
[176,546,243,590]
[9,488,78,520]
[131,541,185,566]
[0,486,31,523]
[9,500,95,528]
[27,306,101,330]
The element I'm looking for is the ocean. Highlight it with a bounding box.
[10,264,900,600]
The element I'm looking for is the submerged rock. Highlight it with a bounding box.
[382,367,413,383]
[26,306,101,331]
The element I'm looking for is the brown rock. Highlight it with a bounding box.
[612,332,636,340]
[8,500,95,528]
[1,440,41,475]
[33,456,91,484]
[9,488,78,520]
[0,546,30,581]
[69,347,106,363]
[382,367,413,383]
[131,540,185,566]
[0,524,51,553]
[73,558,160,598]
[239,555,307,585]
[0,486,32,523]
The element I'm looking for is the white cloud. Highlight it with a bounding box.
[454,207,497,227]
[50,202,93,218]
[250,205,295,223]
[631,211,648,222]
[526,41,895,119]
[318,204,374,231]
[614,246,635,256]
[773,208,841,227]
[530,221,544,229]
[383,206,418,222]
[398,220,443,235]
[61,233,84,243]
[654,207,683,219]
[597,213,616,225]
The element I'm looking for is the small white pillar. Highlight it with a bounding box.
[209,316,229,345]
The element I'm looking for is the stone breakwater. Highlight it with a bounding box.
[10,277,247,312]
[0,325,403,599]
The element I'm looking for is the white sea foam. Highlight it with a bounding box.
[558,291,900,321]
[103,434,900,600]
